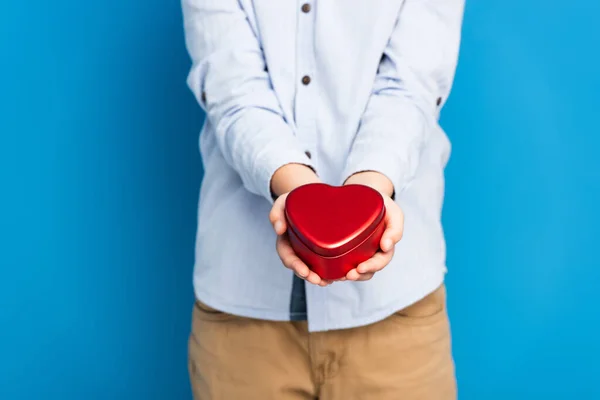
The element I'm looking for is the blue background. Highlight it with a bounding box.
[1,0,599,398]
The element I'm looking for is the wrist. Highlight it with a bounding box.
[343,171,395,199]
[270,163,321,198]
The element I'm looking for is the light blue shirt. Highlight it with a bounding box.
[182,0,464,332]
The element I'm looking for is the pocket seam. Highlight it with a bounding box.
[389,285,447,326]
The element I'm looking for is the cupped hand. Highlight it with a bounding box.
[269,193,332,287]
[344,193,404,282]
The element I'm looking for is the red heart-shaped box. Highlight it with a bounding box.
[285,183,386,280]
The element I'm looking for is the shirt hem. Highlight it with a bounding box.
[193,265,447,331]
[193,290,296,322]
[313,268,446,332]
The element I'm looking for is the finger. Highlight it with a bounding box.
[295,271,330,284]
[356,249,394,274]
[381,202,404,252]
[277,236,310,278]
[277,236,331,286]
[290,260,311,279]
[299,269,331,286]
[269,195,288,235]
[355,272,375,281]
[345,268,361,281]
[276,234,294,259]
[318,278,331,287]
[304,270,324,286]
[345,268,375,282]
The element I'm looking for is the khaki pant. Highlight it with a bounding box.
[188,284,456,400]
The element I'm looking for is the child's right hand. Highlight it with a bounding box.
[269,163,331,286]
[270,192,333,287]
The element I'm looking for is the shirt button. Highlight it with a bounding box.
[201,91,207,103]
[305,150,312,159]
[301,3,311,13]
[301,75,311,85]
[436,97,442,106]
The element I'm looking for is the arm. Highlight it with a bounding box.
[342,0,465,195]
[182,0,315,202]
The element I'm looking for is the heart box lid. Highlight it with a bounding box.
[285,183,385,258]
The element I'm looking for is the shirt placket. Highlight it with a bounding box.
[295,0,318,165]
[295,0,328,330]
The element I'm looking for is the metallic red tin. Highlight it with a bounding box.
[285,183,386,280]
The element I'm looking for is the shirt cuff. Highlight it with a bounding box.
[254,148,315,204]
[340,152,410,199]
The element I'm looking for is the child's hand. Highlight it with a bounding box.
[269,163,331,286]
[343,171,404,281]
[345,194,404,281]
[269,192,333,287]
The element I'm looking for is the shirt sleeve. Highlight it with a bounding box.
[182,0,314,203]
[341,0,465,195]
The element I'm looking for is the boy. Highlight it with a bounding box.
[182,0,464,398]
